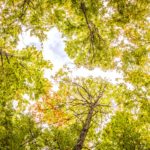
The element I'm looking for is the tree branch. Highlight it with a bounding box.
[72,82,93,99]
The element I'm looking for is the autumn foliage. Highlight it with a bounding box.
[31,93,70,126]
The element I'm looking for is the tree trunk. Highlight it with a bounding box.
[73,107,94,150]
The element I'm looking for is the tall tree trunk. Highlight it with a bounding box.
[73,107,94,150]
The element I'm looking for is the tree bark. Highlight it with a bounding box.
[73,107,94,150]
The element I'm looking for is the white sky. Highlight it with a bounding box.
[17,27,123,85]
[16,27,133,129]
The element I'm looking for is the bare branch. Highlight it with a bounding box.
[96,104,111,108]
[0,50,3,67]
[76,87,91,106]
[69,96,88,104]
[70,102,88,107]
[94,84,107,105]
[80,2,93,40]
[70,108,86,124]
[72,81,93,99]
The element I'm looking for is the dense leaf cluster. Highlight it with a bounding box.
[0,0,150,149]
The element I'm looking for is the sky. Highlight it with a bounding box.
[17,27,71,72]
[16,27,132,127]
[17,27,123,85]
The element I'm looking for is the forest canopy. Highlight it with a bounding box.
[0,0,150,150]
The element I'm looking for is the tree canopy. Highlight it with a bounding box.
[0,0,150,150]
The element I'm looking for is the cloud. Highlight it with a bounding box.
[43,27,71,71]
[17,28,41,50]
[17,27,123,83]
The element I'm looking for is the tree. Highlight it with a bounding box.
[71,80,109,150]
[0,46,52,149]
[0,114,42,150]
[0,0,150,149]
[98,111,150,150]
[49,71,115,149]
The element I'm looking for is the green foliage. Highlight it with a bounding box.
[98,111,150,150]
[0,47,52,105]
[0,0,150,149]
[39,123,81,150]
[0,113,41,150]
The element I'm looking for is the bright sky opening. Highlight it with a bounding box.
[17,27,123,85]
